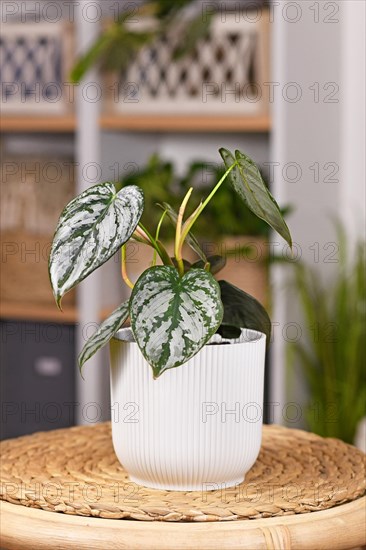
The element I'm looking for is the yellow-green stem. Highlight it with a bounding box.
[135,223,169,265]
[153,209,168,266]
[121,244,134,290]
[180,162,237,249]
[175,187,193,275]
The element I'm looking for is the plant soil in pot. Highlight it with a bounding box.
[49,148,292,490]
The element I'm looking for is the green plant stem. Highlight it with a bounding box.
[121,244,134,290]
[137,223,171,265]
[138,222,159,247]
[175,187,193,276]
[179,162,237,249]
[153,209,168,266]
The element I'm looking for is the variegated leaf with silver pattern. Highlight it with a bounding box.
[130,266,223,378]
[49,184,144,307]
[78,301,130,372]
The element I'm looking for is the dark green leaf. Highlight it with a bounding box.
[192,255,226,275]
[217,280,271,343]
[219,148,292,248]
[217,325,242,339]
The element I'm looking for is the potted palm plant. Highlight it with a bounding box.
[49,148,292,490]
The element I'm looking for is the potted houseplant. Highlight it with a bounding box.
[120,155,282,304]
[49,148,292,490]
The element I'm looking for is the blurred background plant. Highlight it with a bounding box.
[120,153,273,240]
[71,0,270,84]
[287,227,366,444]
[71,0,214,83]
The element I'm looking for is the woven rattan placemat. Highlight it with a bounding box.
[1,423,365,522]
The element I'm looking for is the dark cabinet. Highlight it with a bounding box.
[1,320,76,439]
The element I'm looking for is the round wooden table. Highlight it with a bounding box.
[1,423,365,550]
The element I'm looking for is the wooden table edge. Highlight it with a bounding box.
[1,497,365,550]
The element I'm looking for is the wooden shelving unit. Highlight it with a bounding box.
[0,301,78,323]
[1,114,271,134]
[101,114,271,133]
[1,9,275,424]
[0,115,76,133]
[0,111,270,327]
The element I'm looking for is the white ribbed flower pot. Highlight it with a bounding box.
[110,328,266,491]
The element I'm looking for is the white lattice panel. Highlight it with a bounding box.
[0,22,73,114]
[114,13,269,115]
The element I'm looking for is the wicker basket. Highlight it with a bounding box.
[1,230,75,306]
[1,155,75,306]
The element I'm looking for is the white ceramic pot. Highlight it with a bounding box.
[110,328,266,491]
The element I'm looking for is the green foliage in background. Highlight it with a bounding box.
[71,0,213,82]
[120,154,272,239]
[120,155,179,240]
[288,229,366,443]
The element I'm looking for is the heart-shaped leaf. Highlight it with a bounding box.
[49,184,144,307]
[130,266,223,377]
[78,301,130,372]
[219,148,292,248]
[217,280,271,344]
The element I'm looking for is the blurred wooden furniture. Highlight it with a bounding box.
[1,423,365,549]
[1,498,365,550]
[0,114,271,133]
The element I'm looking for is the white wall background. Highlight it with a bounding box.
[270,0,365,425]
[340,0,366,242]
